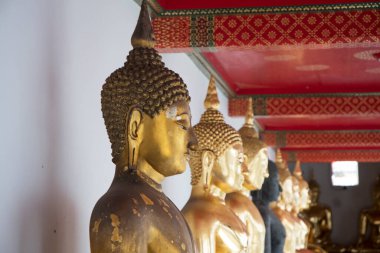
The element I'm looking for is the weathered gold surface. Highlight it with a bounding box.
[272,149,297,253]
[183,76,248,253]
[356,176,380,252]
[226,97,267,253]
[90,2,196,252]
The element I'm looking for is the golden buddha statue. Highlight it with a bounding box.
[182,76,248,253]
[300,177,332,247]
[89,2,197,252]
[291,161,310,250]
[356,176,380,252]
[272,149,297,253]
[294,163,327,253]
[301,176,346,253]
[226,98,268,253]
[290,174,306,251]
[251,160,286,253]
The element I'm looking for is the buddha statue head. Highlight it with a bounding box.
[238,98,269,191]
[101,0,197,182]
[189,76,244,194]
[251,160,281,204]
[294,161,310,210]
[308,176,320,205]
[275,149,293,209]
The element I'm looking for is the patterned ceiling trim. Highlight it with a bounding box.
[229,94,380,116]
[282,149,380,162]
[262,130,380,148]
[150,1,380,16]
[153,9,380,50]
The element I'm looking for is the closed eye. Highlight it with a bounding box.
[175,114,191,130]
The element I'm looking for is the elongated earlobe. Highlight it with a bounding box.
[126,109,143,170]
[202,150,215,191]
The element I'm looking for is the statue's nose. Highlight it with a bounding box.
[187,127,198,151]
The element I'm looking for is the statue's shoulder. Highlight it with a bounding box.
[91,173,164,224]
[182,197,215,216]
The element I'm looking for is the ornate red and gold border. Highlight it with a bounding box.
[153,9,380,50]
[150,1,380,16]
[282,149,380,162]
[262,130,380,149]
[229,94,380,116]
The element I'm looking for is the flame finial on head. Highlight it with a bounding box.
[276,148,284,168]
[276,149,291,181]
[131,0,155,48]
[204,75,220,110]
[294,160,302,178]
[244,98,255,127]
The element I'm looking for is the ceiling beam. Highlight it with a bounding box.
[152,7,380,52]
[262,130,380,149]
[282,149,380,162]
[229,94,380,116]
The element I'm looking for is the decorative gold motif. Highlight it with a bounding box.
[90,2,197,253]
[183,75,248,253]
[152,2,380,17]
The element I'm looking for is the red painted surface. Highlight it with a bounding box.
[152,2,380,156]
[262,130,380,149]
[156,0,372,10]
[256,115,380,131]
[282,149,380,162]
[203,47,380,95]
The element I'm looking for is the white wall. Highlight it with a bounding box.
[0,0,244,252]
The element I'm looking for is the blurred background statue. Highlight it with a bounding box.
[252,160,286,253]
[182,76,248,253]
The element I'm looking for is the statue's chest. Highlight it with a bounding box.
[149,193,195,253]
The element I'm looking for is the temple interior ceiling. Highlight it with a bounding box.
[145,0,380,162]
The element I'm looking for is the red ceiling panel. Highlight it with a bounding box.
[203,47,380,95]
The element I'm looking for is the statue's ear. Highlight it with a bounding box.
[126,108,144,169]
[201,150,215,190]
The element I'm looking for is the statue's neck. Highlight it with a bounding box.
[210,185,226,201]
[191,185,208,198]
[113,167,163,192]
[137,169,163,191]
[240,187,251,198]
